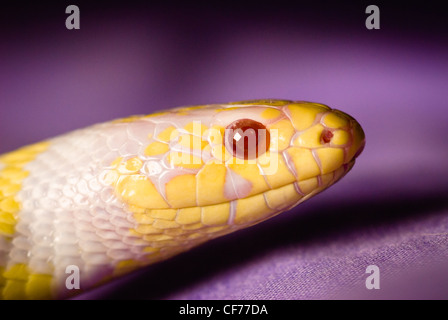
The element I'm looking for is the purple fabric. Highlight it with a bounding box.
[1,3,447,299]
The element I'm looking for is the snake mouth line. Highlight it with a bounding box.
[224,161,355,211]
[242,160,357,226]
[143,162,355,229]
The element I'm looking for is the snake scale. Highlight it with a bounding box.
[0,99,365,299]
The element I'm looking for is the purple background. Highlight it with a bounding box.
[1,1,447,299]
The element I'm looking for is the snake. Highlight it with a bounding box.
[0,99,365,299]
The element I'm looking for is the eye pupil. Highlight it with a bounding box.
[224,119,270,160]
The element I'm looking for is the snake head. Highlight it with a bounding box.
[194,99,366,224]
[106,99,365,256]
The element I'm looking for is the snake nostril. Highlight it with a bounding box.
[321,129,333,144]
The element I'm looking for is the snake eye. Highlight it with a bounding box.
[224,119,270,160]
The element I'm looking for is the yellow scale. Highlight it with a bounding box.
[0,142,53,299]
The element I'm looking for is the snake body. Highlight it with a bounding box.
[0,99,365,299]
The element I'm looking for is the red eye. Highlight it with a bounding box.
[224,119,270,160]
